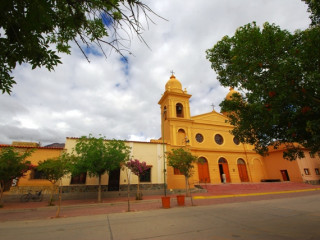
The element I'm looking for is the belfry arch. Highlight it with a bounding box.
[176,103,184,118]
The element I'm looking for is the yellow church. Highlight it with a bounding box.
[155,74,320,189]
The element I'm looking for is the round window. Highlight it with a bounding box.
[233,137,240,145]
[195,133,204,143]
[215,134,224,145]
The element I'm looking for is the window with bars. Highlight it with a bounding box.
[140,168,151,182]
[70,172,87,184]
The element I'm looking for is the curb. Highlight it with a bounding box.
[193,188,320,200]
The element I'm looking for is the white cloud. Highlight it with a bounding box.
[0,0,310,145]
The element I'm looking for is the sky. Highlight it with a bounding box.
[0,0,311,146]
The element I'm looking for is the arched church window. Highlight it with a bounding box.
[177,129,187,145]
[176,103,184,118]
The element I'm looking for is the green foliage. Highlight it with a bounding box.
[37,153,71,184]
[0,147,33,206]
[167,148,198,178]
[206,20,320,160]
[0,0,158,94]
[71,134,131,202]
[37,153,72,208]
[0,147,33,188]
[303,0,320,26]
[72,135,131,178]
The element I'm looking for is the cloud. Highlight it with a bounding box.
[0,0,310,145]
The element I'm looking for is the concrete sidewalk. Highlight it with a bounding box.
[1,182,319,222]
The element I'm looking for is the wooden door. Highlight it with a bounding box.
[238,164,249,182]
[280,170,290,181]
[198,160,210,183]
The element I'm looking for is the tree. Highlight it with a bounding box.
[303,0,320,26]
[37,153,71,217]
[0,147,33,207]
[0,0,161,94]
[72,135,131,203]
[206,17,320,160]
[166,148,198,204]
[126,159,150,200]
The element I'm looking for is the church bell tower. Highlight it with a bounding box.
[158,74,192,145]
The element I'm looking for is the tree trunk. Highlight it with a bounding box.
[0,180,4,207]
[126,169,131,212]
[98,174,102,203]
[137,177,141,200]
[49,184,56,206]
[185,176,194,206]
[56,180,62,218]
[185,176,189,197]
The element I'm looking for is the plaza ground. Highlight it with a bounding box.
[1,184,320,240]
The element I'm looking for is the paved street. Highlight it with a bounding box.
[1,193,319,240]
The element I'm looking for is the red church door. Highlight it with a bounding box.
[218,158,231,183]
[198,158,210,183]
[237,159,249,182]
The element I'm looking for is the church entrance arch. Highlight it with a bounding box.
[237,158,249,182]
[198,157,210,183]
[218,157,231,183]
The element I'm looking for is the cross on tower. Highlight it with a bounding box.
[211,103,215,111]
[170,70,175,76]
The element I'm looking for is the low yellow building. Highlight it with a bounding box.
[62,138,166,192]
[0,142,64,193]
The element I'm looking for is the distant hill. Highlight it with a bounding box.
[44,143,65,148]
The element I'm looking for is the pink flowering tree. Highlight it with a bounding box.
[126,159,150,200]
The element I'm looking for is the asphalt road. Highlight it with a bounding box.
[1,193,319,240]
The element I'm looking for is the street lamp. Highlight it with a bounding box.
[162,107,167,196]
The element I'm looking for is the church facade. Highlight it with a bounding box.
[155,74,320,189]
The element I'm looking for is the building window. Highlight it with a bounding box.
[304,168,310,175]
[174,168,183,175]
[140,168,151,182]
[163,106,167,120]
[70,172,87,184]
[215,134,224,145]
[233,137,240,145]
[176,103,184,118]
[315,168,320,175]
[31,168,46,179]
[195,133,204,143]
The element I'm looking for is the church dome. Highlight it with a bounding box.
[165,74,183,93]
[226,87,240,100]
